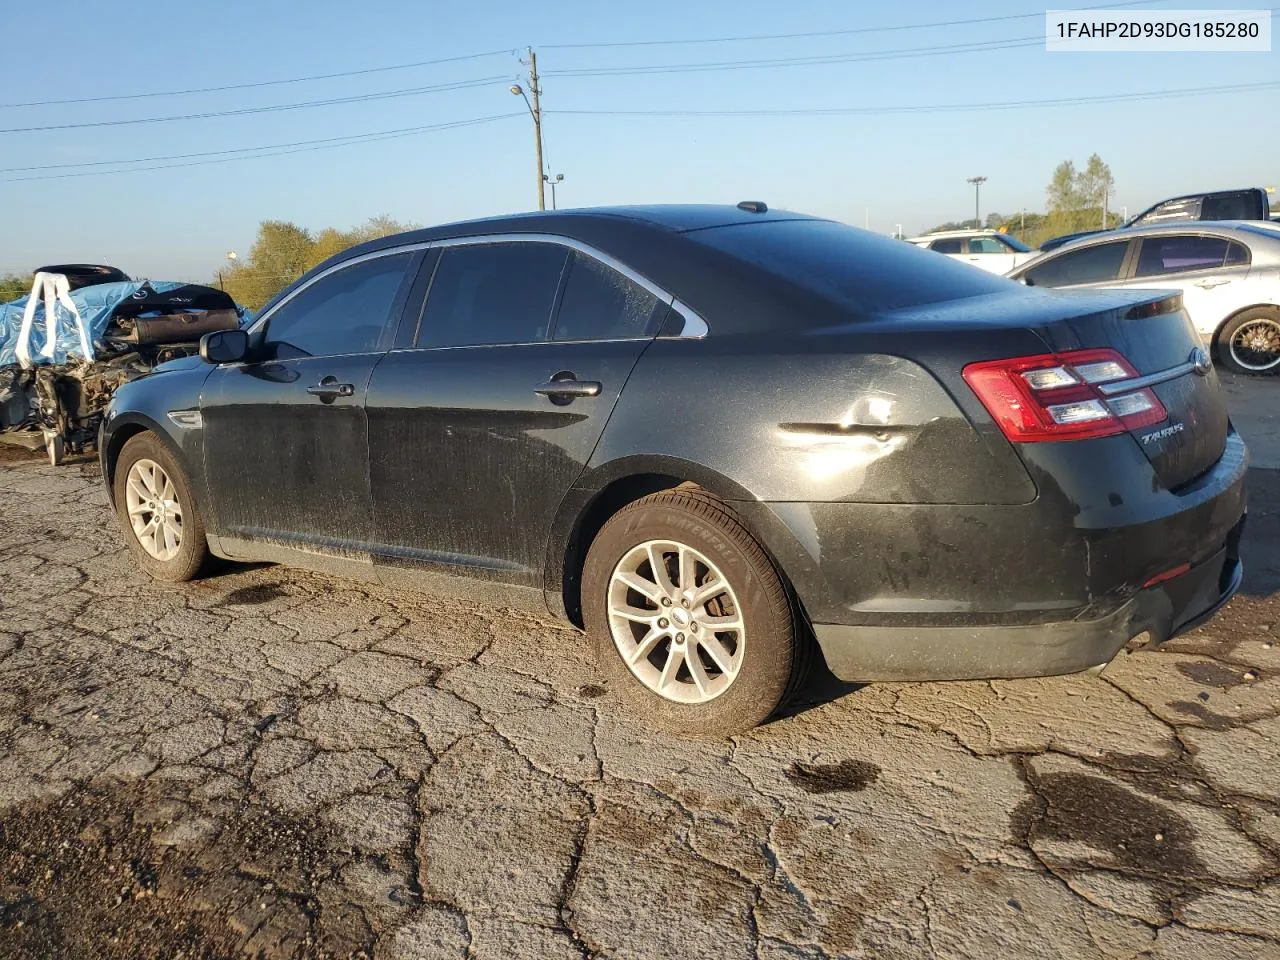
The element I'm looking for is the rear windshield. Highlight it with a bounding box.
[691,218,1009,314]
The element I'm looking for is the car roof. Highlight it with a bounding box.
[1041,220,1280,252]
[257,204,832,331]
[1008,220,1280,277]
[361,204,819,248]
[907,229,1009,240]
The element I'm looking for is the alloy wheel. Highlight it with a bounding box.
[1229,317,1280,372]
[125,458,184,561]
[606,539,746,704]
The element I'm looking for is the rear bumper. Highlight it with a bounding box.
[811,521,1244,682]
[732,429,1248,683]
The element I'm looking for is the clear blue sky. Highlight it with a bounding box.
[1,0,1276,280]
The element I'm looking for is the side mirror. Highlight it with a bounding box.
[1022,276,1035,287]
[200,328,249,364]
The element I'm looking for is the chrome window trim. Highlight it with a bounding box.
[248,233,710,342]
[426,233,710,340]
[246,243,431,336]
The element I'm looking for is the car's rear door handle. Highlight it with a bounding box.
[307,376,355,402]
[535,373,602,404]
[1194,278,1231,289]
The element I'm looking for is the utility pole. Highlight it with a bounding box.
[1102,184,1108,229]
[966,176,987,225]
[510,48,546,211]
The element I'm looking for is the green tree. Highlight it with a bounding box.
[0,273,32,303]
[1046,160,1081,215]
[1044,155,1116,235]
[219,216,419,311]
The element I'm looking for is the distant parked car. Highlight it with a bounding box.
[1009,221,1280,374]
[1039,187,1272,253]
[100,205,1246,734]
[905,229,1039,274]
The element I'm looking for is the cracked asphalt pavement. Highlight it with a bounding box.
[2,375,1278,959]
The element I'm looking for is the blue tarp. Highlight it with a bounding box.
[0,280,187,367]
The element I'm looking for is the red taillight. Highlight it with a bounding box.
[963,349,1167,443]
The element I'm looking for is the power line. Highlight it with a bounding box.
[0,2,1179,112]
[541,0,1166,48]
[12,79,1271,183]
[0,116,519,172]
[544,35,1046,78]
[0,49,517,110]
[0,75,512,134]
[547,81,1280,118]
[1,114,522,183]
[545,8,1280,79]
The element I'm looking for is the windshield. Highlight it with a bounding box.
[998,234,1033,253]
[692,219,1010,314]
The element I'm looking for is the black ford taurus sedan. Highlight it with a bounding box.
[101,204,1247,734]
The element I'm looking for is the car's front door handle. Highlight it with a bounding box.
[535,373,603,405]
[1194,278,1231,289]
[307,376,355,402]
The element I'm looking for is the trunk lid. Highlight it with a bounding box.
[1031,289,1228,490]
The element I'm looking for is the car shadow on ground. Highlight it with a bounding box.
[1240,467,1279,599]
[773,651,865,723]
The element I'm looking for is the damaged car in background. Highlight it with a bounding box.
[0,264,245,464]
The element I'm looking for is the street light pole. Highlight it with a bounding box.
[966,176,988,225]
[543,172,564,210]
[510,49,546,211]
[219,251,237,291]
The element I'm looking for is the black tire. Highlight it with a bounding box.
[112,432,209,582]
[582,488,807,736]
[1216,307,1280,376]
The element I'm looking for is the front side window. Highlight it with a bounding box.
[417,243,568,348]
[552,253,666,342]
[1022,241,1129,288]
[263,252,413,360]
[967,237,1008,254]
[1135,235,1237,278]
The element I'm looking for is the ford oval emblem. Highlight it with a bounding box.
[1190,347,1212,376]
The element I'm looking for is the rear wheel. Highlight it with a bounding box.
[113,432,209,581]
[1217,308,1280,375]
[582,489,805,736]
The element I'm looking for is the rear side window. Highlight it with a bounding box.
[1135,235,1240,278]
[552,253,666,342]
[929,238,963,254]
[694,219,1008,314]
[1022,241,1128,288]
[417,243,568,348]
[1201,192,1259,220]
[264,252,413,360]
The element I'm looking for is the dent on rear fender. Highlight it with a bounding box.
[595,346,1035,505]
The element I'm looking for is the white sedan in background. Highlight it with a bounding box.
[1007,221,1280,374]
[906,229,1040,274]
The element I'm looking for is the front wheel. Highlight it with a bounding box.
[113,432,209,581]
[582,489,806,736]
[1217,308,1280,375]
